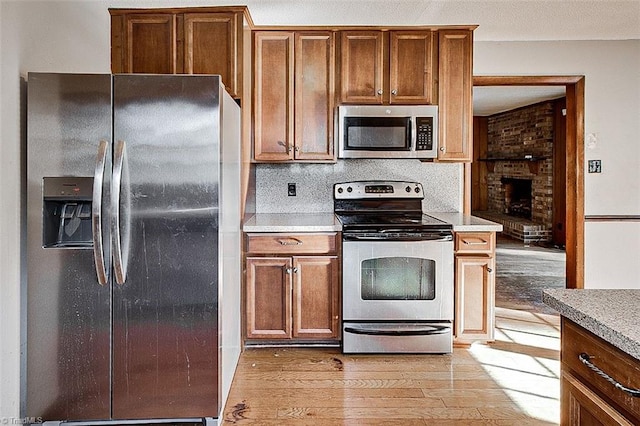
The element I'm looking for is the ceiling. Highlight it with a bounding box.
[473,86,566,116]
[241,0,640,42]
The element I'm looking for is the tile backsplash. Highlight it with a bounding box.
[256,159,463,213]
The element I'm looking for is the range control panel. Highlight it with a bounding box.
[334,181,424,199]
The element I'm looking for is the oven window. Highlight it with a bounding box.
[344,117,411,150]
[361,257,436,300]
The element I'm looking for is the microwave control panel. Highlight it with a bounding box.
[415,117,434,151]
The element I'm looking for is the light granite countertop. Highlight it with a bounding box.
[243,213,342,232]
[244,212,503,233]
[543,289,640,362]
[427,212,503,232]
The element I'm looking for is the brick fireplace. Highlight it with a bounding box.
[474,100,556,244]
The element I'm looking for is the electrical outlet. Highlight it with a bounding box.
[287,183,297,196]
[588,160,602,173]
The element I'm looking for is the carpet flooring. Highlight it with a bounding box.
[494,235,566,315]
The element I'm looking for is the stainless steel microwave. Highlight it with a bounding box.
[337,105,438,159]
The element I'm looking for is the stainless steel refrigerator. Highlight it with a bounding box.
[25,73,241,424]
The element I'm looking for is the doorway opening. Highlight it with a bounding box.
[470,76,584,294]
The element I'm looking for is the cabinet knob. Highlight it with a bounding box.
[292,267,298,274]
[285,268,292,274]
[487,267,493,273]
[295,146,300,153]
[391,89,397,95]
[377,89,383,95]
[439,147,445,152]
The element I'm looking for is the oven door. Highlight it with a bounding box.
[342,239,454,321]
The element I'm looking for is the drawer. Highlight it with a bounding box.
[455,232,495,254]
[562,318,640,422]
[246,233,338,255]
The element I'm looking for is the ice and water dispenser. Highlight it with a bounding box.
[42,177,94,248]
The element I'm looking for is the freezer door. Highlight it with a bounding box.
[26,73,112,420]
[111,75,221,419]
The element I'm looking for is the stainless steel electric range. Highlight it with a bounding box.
[334,181,454,354]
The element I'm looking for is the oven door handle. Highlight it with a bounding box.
[344,324,451,336]
[343,234,453,242]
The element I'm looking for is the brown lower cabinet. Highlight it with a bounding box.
[454,231,496,344]
[245,233,340,342]
[561,318,640,425]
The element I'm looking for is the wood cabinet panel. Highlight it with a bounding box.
[454,255,494,343]
[389,31,435,104]
[184,13,238,96]
[253,31,336,162]
[246,233,337,255]
[438,30,473,161]
[292,256,340,339]
[294,32,335,160]
[340,31,384,104]
[246,257,292,339]
[454,231,495,254]
[253,32,294,161]
[562,370,635,426]
[110,8,248,100]
[123,14,177,74]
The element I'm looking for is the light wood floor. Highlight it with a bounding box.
[222,307,561,425]
[223,236,564,424]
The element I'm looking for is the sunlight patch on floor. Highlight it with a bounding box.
[469,308,561,424]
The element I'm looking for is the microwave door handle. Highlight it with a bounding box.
[410,117,416,150]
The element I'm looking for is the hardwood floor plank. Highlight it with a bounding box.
[225,396,446,409]
[226,387,424,399]
[276,406,484,420]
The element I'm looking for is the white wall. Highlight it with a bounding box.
[1,1,639,419]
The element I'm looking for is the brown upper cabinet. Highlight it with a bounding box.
[110,7,251,99]
[339,30,436,105]
[437,29,473,161]
[253,31,335,162]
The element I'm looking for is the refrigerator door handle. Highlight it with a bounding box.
[112,140,128,285]
[92,140,109,286]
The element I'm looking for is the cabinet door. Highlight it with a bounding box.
[389,31,435,104]
[561,370,635,426]
[340,31,384,104]
[438,30,473,161]
[292,256,340,339]
[184,13,239,97]
[294,32,336,160]
[454,255,495,343]
[246,257,292,339]
[121,14,178,74]
[253,32,294,161]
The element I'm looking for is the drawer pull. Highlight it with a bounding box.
[579,353,640,398]
[463,239,487,245]
[278,238,303,246]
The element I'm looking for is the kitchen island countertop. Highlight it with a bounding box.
[243,213,342,232]
[427,212,503,232]
[543,289,640,362]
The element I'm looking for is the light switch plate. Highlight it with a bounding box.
[588,160,602,173]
